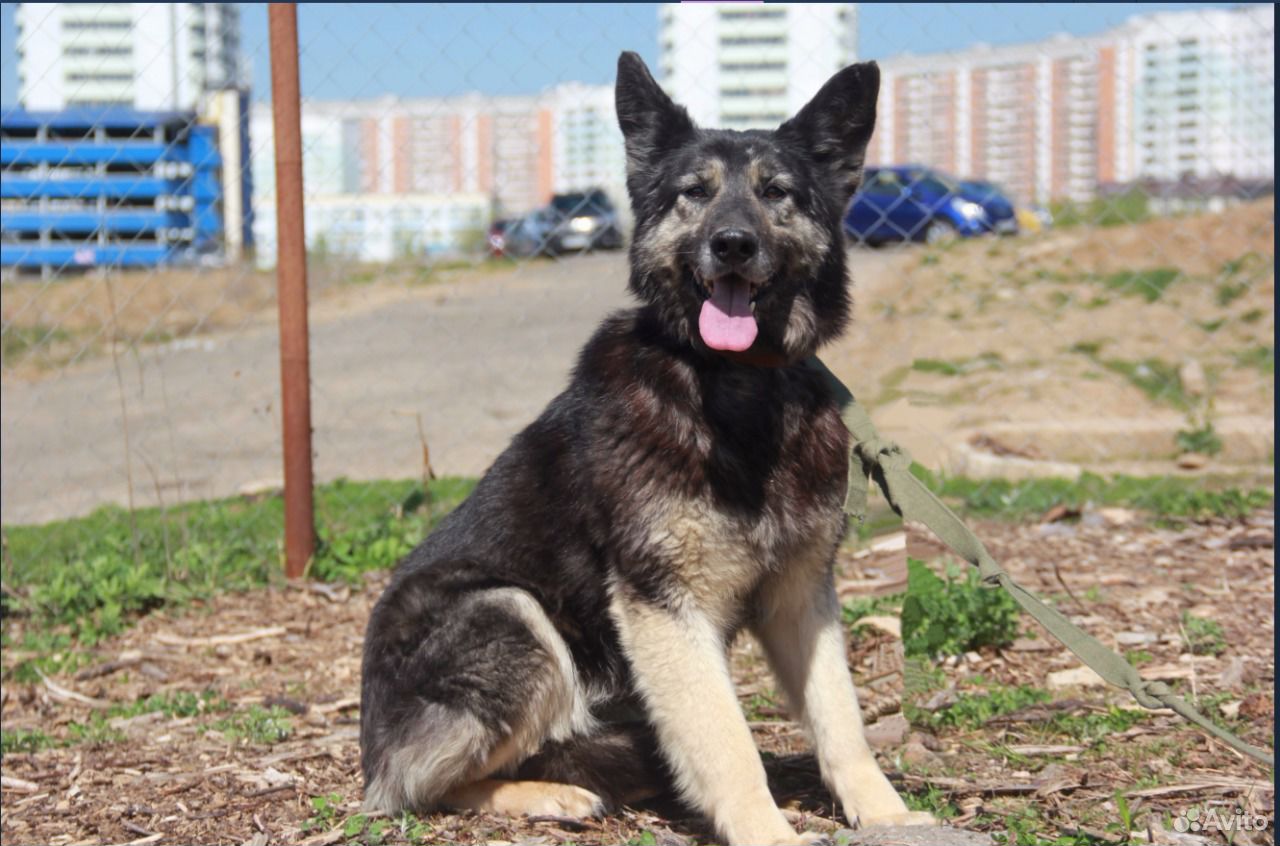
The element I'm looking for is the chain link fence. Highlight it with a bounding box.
[1,3,1274,590]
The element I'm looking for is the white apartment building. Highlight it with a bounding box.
[249,85,629,267]
[659,3,858,129]
[1110,5,1274,183]
[15,3,242,110]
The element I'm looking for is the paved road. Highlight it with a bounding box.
[0,251,890,524]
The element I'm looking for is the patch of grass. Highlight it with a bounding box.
[910,352,1002,377]
[2,477,476,671]
[1196,317,1226,333]
[1099,356,1188,409]
[1175,422,1223,456]
[65,714,125,746]
[1181,613,1226,656]
[904,785,960,820]
[1048,189,1150,230]
[1100,267,1180,302]
[342,814,389,845]
[910,465,1273,523]
[1125,650,1154,667]
[1,727,56,756]
[306,792,345,831]
[212,705,293,745]
[110,689,230,720]
[918,684,1051,730]
[1,323,72,363]
[1049,706,1146,741]
[1240,307,1265,324]
[1069,340,1106,356]
[901,559,1021,659]
[1233,344,1274,375]
[842,592,904,629]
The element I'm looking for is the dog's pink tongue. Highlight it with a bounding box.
[698,278,757,352]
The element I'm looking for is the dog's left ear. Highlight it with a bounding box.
[615,51,696,178]
[777,62,879,200]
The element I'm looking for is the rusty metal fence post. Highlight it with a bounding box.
[268,3,315,578]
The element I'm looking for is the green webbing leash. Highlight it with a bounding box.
[805,356,1275,768]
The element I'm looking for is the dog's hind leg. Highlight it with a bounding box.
[442,778,605,817]
[362,586,598,815]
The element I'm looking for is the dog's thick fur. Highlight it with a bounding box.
[360,52,934,844]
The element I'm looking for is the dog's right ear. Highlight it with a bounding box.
[615,51,695,177]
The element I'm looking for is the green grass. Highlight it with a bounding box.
[1233,344,1274,375]
[1181,613,1226,656]
[1099,356,1188,409]
[1175,423,1223,456]
[914,684,1050,730]
[211,704,293,745]
[910,464,1272,522]
[1,323,73,363]
[910,352,1003,377]
[1099,267,1180,303]
[1,476,475,676]
[1,727,56,756]
[1048,188,1150,229]
[901,559,1022,659]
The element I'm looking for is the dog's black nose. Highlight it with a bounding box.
[710,229,758,266]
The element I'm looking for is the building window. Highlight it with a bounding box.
[62,19,131,31]
[720,36,786,47]
[721,87,787,98]
[719,9,785,20]
[66,72,133,83]
[721,61,786,72]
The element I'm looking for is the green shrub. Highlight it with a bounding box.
[901,558,1021,658]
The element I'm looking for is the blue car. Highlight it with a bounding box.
[844,166,1017,245]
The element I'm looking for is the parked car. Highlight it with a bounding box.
[499,190,625,258]
[546,189,624,253]
[844,166,1017,245]
[499,209,560,258]
[957,179,1021,236]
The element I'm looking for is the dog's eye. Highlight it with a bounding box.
[684,185,708,200]
[763,185,787,201]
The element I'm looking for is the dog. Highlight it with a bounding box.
[359,52,935,845]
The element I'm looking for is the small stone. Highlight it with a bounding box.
[1217,656,1246,689]
[1180,359,1208,396]
[900,740,941,769]
[1097,507,1137,526]
[864,713,910,750]
[1047,665,1107,690]
[1116,631,1157,646]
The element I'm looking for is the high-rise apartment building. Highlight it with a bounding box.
[871,34,1105,205]
[1110,5,1273,183]
[868,4,1273,204]
[659,3,858,129]
[15,3,242,110]
[249,83,628,265]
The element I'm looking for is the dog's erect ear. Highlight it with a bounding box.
[777,62,879,199]
[615,51,695,176]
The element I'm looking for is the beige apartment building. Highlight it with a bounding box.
[867,5,1273,205]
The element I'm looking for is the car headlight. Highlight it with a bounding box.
[956,200,986,220]
[569,216,596,233]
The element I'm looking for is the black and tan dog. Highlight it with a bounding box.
[360,52,935,845]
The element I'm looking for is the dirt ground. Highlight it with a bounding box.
[2,508,1273,846]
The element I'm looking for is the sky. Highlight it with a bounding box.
[0,2,1255,105]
